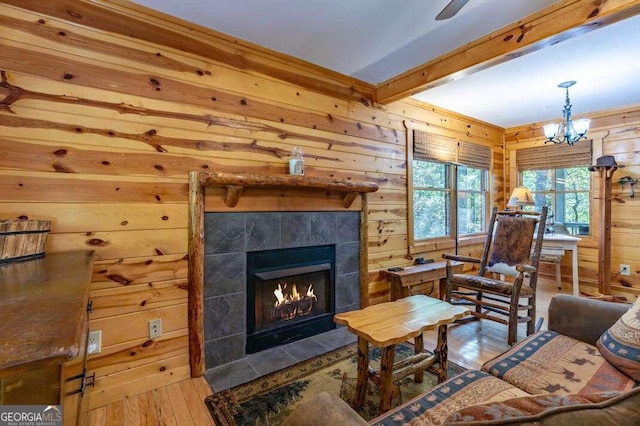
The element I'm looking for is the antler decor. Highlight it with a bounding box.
[618,176,638,198]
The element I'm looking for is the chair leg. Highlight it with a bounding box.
[527,296,536,337]
[556,263,562,290]
[508,294,520,346]
[475,291,483,314]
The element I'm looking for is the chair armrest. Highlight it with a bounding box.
[443,253,481,264]
[548,295,630,345]
[516,264,537,275]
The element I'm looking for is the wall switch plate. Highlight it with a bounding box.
[620,264,631,276]
[88,330,102,354]
[149,319,162,339]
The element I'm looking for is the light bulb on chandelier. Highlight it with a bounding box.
[543,81,591,146]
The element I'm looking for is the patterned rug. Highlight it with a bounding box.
[204,342,466,425]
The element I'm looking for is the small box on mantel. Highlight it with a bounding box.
[0,219,51,263]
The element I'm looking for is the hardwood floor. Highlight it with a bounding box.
[88,278,571,425]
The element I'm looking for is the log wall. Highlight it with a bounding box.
[505,108,640,299]
[0,2,504,407]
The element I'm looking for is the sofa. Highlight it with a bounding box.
[284,295,640,425]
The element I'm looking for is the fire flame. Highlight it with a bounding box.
[273,283,316,307]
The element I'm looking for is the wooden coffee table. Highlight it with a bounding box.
[333,295,468,413]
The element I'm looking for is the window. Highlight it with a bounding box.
[515,142,592,236]
[412,161,450,240]
[458,166,488,235]
[409,129,490,245]
[521,167,590,235]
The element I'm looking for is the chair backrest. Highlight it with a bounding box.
[479,206,548,279]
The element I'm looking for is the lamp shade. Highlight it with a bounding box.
[543,123,560,139]
[572,118,591,136]
[507,187,535,207]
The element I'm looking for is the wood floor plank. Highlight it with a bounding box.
[178,379,215,426]
[137,392,159,426]
[152,387,175,420]
[192,376,213,399]
[159,417,177,426]
[122,396,142,426]
[105,400,123,426]
[165,382,195,426]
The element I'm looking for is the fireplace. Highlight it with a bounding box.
[203,211,361,369]
[246,245,336,354]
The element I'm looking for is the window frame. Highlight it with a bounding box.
[406,125,491,253]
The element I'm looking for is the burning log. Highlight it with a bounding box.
[273,283,317,320]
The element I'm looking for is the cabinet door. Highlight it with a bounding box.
[0,366,60,405]
[63,316,90,425]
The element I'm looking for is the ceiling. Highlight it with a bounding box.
[131,0,640,128]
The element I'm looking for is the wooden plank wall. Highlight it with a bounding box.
[505,108,640,299]
[0,3,503,408]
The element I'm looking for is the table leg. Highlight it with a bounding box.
[414,333,424,383]
[379,345,396,413]
[438,277,447,300]
[354,337,369,408]
[435,324,448,383]
[572,246,579,297]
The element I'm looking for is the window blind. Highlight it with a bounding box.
[413,130,491,170]
[516,141,592,170]
[458,140,492,170]
[413,130,457,163]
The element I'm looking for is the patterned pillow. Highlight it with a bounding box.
[597,298,640,381]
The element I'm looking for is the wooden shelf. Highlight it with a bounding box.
[198,171,379,208]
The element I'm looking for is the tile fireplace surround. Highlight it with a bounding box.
[202,211,361,388]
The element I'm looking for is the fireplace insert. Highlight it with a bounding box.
[246,244,336,354]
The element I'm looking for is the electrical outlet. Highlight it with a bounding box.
[620,264,631,276]
[149,319,162,339]
[88,330,102,354]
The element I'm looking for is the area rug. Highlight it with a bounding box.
[205,342,466,425]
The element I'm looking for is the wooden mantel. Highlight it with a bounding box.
[198,171,379,208]
[187,171,379,377]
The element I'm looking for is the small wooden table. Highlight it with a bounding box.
[334,295,468,413]
[382,261,463,301]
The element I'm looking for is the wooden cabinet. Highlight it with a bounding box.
[0,251,94,425]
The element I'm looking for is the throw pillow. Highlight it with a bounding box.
[597,297,640,381]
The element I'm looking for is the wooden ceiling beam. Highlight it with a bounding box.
[374,0,640,105]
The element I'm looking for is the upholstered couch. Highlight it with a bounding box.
[284,295,640,425]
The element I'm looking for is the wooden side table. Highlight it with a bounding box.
[333,295,468,414]
[382,261,463,301]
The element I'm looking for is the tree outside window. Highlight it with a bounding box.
[521,167,590,235]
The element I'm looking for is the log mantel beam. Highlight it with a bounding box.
[198,171,379,208]
[375,0,640,104]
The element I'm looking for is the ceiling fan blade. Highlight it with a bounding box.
[436,0,471,20]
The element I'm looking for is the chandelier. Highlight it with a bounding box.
[543,81,591,146]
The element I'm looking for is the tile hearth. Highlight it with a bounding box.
[204,327,356,392]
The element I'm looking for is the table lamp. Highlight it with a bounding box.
[507,187,535,211]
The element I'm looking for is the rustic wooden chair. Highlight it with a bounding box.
[443,206,548,345]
